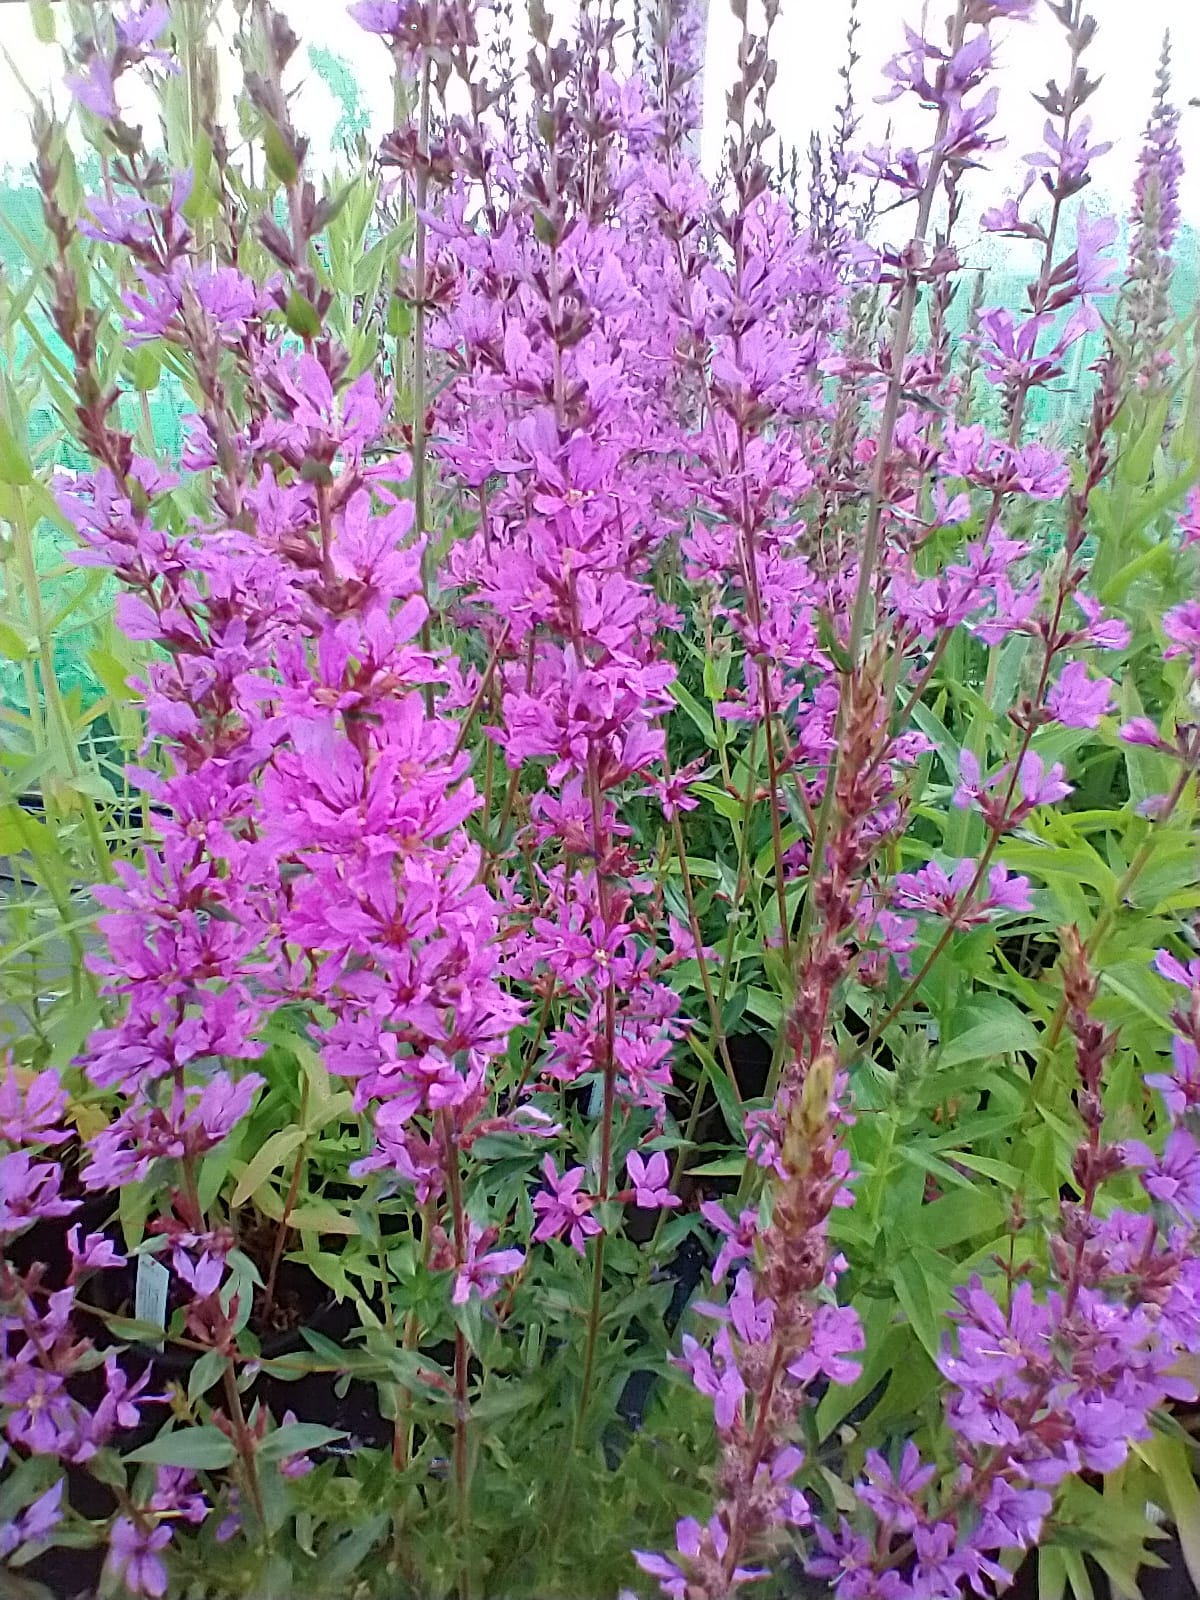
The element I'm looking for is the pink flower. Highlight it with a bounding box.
[0,1064,70,1146]
[1126,1129,1200,1218]
[1180,486,1200,549]
[1155,949,1200,989]
[67,1228,127,1275]
[531,1157,601,1254]
[625,1149,679,1209]
[680,1329,746,1430]
[1163,600,1200,674]
[1016,752,1072,809]
[1146,1039,1200,1119]
[0,1479,64,1557]
[1047,661,1114,729]
[66,55,119,119]
[1120,717,1167,750]
[786,1303,864,1387]
[1073,594,1131,651]
[106,1518,172,1598]
[699,1200,759,1285]
[451,1220,525,1305]
[893,858,1031,924]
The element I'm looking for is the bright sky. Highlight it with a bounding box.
[0,0,1196,233]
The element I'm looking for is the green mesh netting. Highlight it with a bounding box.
[0,35,1195,719]
[0,46,370,723]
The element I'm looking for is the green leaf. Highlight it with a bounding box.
[124,345,163,393]
[1139,1434,1200,1592]
[0,621,32,661]
[1120,393,1172,490]
[743,987,783,1028]
[287,1199,359,1235]
[29,0,56,41]
[88,648,137,705]
[690,781,744,823]
[689,1033,744,1143]
[258,1423,345,1463]
[668,679,715,746]
[910,1187,1006,1252]
[891,1246,953,1362]
[126,1426,236,1471]
[263,120,300,186]
[321,1516,389,1585]
[187,1349,227,1404]
[1035,1544,1067,1600]
[285,292,322,339]
[231,1126,306,1206]
[687,1155,749,1177]
[471,1375,550,1425]
[937,1010,1039,1069]
[0,419,33,486]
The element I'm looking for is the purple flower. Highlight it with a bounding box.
[632,1544,689,1600]
[1126,1129,1200,1218]
[786,1303,864,1387]
[986,865,1034,914]
[3,1367,85,1460]
[0,1151,79,1237]
[149,1467,209,1525]
[976,1478,1052,1552]
[66,56,119,119]
[1047,661,1114,729]
[1017,752,1072,809]
[0,1065,70,1146]
[93,1358,162,1444]
[1146,1039,1200,1120]
[858,1442,937,1535]
[1131,57,1183,262]
[0,1478,64,1556]
[347,0,406,34]
[106,1517,172,1599]
[679,1328,746,1430]
[531,1157,601,1254]
[699,1200,758,1284]
[1180,486,1200,550]
[451,1220,524,1305]
[116,1,170,50]
[1155,949,1200,989]
[625,1149,679,1209]
[634,1515,766,1600]
[1163,600,1200,675]
[1074,594,1131,651]
[68,1227,127,1275]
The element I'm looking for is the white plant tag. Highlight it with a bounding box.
[135,1254,170,1349]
